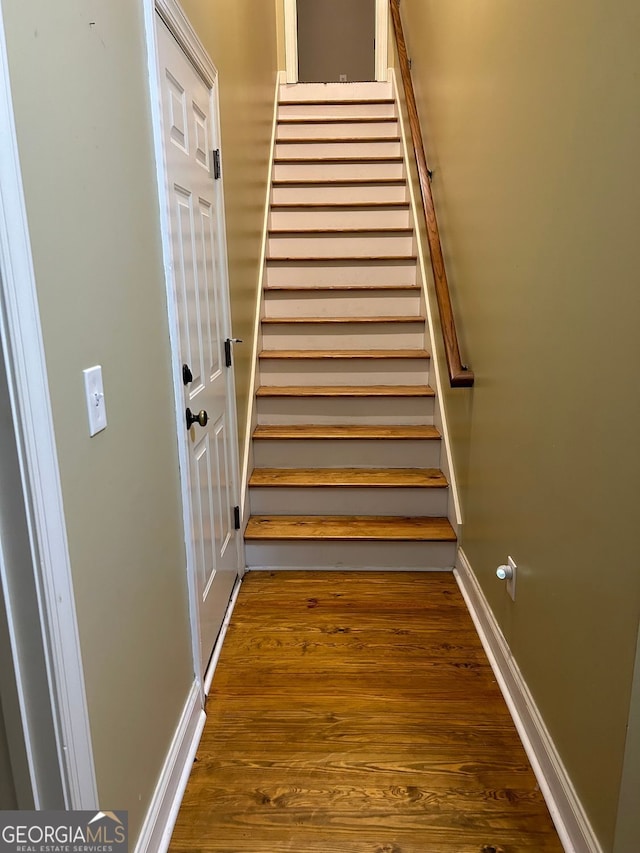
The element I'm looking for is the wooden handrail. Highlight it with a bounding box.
[389,0,474,387]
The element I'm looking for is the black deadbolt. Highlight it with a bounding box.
[182,364,193,385]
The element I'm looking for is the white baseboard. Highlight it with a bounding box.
[134,680,205,853]
[455,549,603,853]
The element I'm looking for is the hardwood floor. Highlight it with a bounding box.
[169,572,563,853]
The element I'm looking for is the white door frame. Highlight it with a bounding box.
[283,0,389,84]
[0,7,98,809]
[142,0,244,689]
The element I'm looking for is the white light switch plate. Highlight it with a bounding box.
[83,365,107,436]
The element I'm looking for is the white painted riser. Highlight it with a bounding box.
[258,361,430,387]
[261,325,425,349]
[265,259,417,287]
[249,486,448,517]
[252,438,442,469]
[277,122,399,140]
[271,184,408,205]
[279,82,393,101]
[275,141,403,159]
[269,208,412,230]
[273,162,404,182]
[245,539,457,570]
[278,104,396,119]
[263,292,421,317]
[256,396,434,425]
[268,234,414,258]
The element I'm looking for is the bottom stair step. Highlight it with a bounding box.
[244,515,456,541]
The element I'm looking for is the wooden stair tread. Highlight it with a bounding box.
[266,256,418,264]
[278,117,398,125]
[274,156,404,164]
[249,467,448,488]
[272,177,406,186]
[268,227,413,235]
[244,515,457,542]
[258,349,429,359]
[261,315,424,324]
[279,98,395,106]
[264,283,420,292]
[270,201,411,210]
[276,136,402,144]
[256,385,435,398]
[252,424,441,440]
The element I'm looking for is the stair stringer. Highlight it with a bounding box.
[390,68,464,533]
[239,73,280,525]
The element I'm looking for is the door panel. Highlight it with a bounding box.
[157,16,239,675]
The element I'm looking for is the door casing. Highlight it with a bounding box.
[283,0,389,84]
[143,0,244,690]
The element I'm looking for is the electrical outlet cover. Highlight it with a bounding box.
[83,365,107,436]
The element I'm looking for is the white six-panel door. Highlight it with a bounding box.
[156,15,239,676]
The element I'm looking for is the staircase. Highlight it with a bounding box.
[244,81,457,570]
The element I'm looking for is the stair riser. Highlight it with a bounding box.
[278,103,396,119]
[259,360,430,387]
[279,82,393,101]
[275,141,403,159]
[271,184,408,205]
[249,486,448,517]
[261,324,425,349]
[245,539,457,570]
[252,438,442,469]
[263,292,421,317]
[270,208,412,229]
[268,233,414,259]
[265,259,417,287]
[277,121,399,140]
[256,396,435,425]
[273,162,404,183]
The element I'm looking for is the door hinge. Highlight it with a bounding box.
[213,148,221,180]
[224,337,242,368]
[233,506,241,530]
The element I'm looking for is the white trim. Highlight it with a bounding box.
[134,680,205,853]
[283,0,298,84]
[0,7,97,809]
[154,0,215,86]
[239,73,280,526]
[390,68,463,527]
[455,549,603,853]
[375,0,389,82]
[283,0,389,83]
[143,0,244,682]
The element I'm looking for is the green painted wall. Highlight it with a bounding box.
[1,0,276,842]
[396,1,640,848]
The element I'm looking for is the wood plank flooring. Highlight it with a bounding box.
[169,573,563,853]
